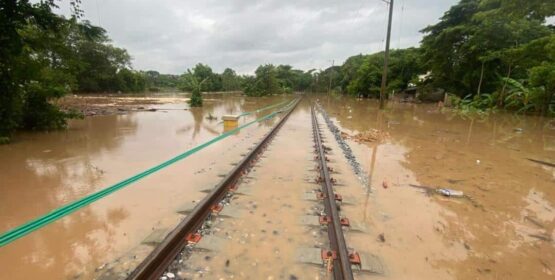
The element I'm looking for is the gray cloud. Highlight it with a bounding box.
[54,0,457,74]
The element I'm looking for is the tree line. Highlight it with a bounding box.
[146,47,423,99]
[144,63,315,96]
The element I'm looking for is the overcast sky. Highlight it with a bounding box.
[54,0,458,74]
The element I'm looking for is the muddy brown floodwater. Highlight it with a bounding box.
[0,93,291,279]
[317,95,555,279]
[0,93,554,279]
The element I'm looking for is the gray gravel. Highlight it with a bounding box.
[316,103,370,191]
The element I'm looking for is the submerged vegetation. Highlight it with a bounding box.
[0,0,554,141]
[0,1,145,141]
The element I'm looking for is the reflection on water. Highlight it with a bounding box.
[178,101,220,137]
[0,115,137,279]
[0,94,290,279]
[318,95,555,279]
[1,114,138,227]
[182,103,323,279]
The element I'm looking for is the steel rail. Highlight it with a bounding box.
[311,106,354,280]
[128,98,301,280]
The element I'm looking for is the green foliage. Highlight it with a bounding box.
[529,64,555,115]
[144,70,180,90]
[346,55,382,97]
[459,93,496,110]
[0,0,146,140]
[175,47,421,99]
[68,20,145,93]
[310,66,342,93]
[179,63,222,92]
[244,64,281,96]
[1,0,76,139]
[420,0,555,115]
[340,48,423,97]
[221,68,242,91]
[176,64,313,96]
[180,70,207,107]
[501,78,538,113]
[339,55,365,91]
[275,64,313,92]
[189,87,203,107]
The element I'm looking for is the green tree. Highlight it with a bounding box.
[189,86,203,107]
[0,1,77,141]
[346,56,382,97]
[144,70,180,91]
[221,68,241,91]
[420,0,553,105]
[341,48,423,97]
[180,69,208,107]
[116,69,146,92]
[339,54,366,92]
[0,1,148,142]
[244,64,281,96]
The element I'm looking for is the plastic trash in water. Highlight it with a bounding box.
[437,188,464,197]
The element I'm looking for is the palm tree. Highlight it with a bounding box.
[186,75,209,107]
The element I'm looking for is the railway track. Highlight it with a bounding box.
[127,99,300,280]
[126,99,363,279]
[311,106,355,280]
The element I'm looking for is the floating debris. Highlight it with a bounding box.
[341,129,389,143]
[408,184,483,209]
[410,184,466,198]
[437,188,464,197]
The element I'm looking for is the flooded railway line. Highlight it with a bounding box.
[119,101,384,279]
[311,105,355,279]
[125,100,300,279]
[2,95,553,280]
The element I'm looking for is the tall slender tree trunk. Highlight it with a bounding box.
[498,64,512,107]
[477,61,485,98]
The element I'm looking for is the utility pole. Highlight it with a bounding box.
[379,0,394,109]
[328,60,334,95]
